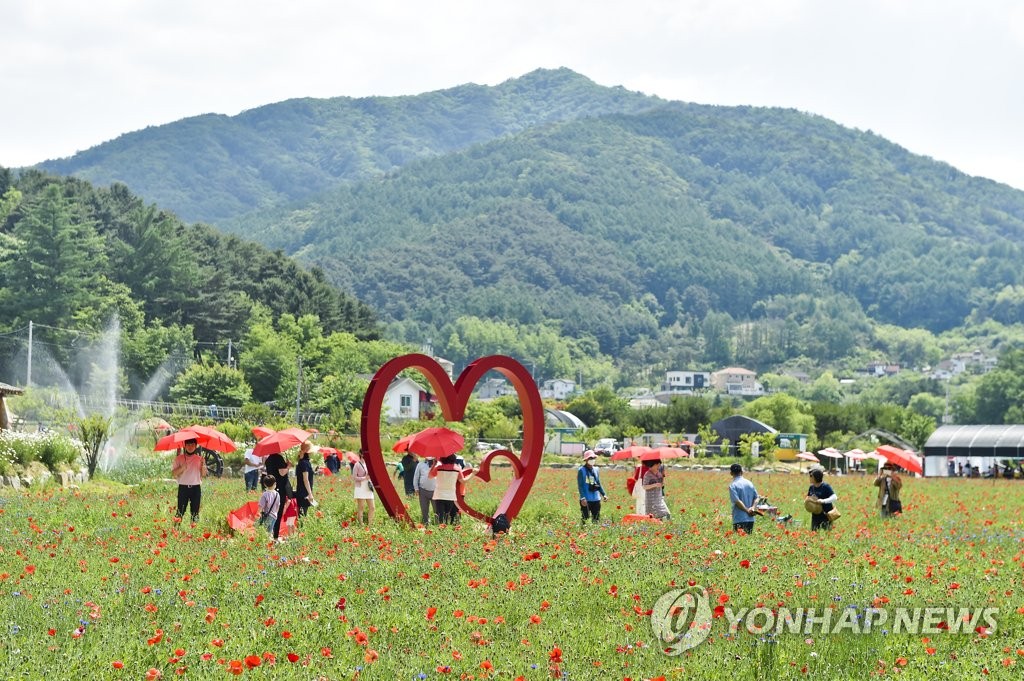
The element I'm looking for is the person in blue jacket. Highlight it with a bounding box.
[577,450,608,525]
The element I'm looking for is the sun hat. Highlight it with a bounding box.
[583,450,598,461]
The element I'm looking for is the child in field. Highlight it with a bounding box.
[258,474,280,535]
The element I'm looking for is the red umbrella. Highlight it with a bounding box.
[407,427,464,458]
[184,425,237,453]
[611,445,653,461]
[392,434,415,453]
[253,427,312,456]
[154,427,236,453]
[227,501,260,532]
[638,447,687,462]
[875,444,923,475]
[252,426,276,439]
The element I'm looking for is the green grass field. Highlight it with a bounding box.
[1,459,1021,679]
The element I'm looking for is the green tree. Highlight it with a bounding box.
[743,393,815,435]
[0,184,111,333]
[565,386,630,428]
[170,363,253,406]
[76,413,112,480]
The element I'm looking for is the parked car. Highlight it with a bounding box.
[594,438,621,457]
[475,441,500,452]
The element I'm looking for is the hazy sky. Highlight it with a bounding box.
[3,0,1023,190]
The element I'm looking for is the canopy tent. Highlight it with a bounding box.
[923,425,1024,458]
[922,424,1024,477]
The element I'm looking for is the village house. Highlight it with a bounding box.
[382,376,435,422]
[710,367,763,396]
[540,378,576,400]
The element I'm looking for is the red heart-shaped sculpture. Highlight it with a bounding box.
[360,354,544,526]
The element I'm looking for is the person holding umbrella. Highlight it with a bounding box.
[642,458,671,520]
[171,438,208,523]
[874,462,903,518]
[577,450,608,525]
[412,426,471,526]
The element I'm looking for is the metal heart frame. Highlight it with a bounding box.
[359,353,544,526]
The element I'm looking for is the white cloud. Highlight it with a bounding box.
[1,0,1022,190]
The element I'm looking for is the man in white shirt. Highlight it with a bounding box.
[242,447,262,492]
[412,456,437,525]
[171,439,208,523]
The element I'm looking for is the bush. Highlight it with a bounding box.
[0,430,83,475]
[38,431,83,470]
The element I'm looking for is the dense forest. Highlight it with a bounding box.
[0,168,380,398]
[12,69,1024,429]
[221,99,1024,385]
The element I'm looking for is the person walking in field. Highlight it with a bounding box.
[642,459,671,520]
[171,438,208,523]
[805,467,837,531]
[874,462,903,518]
[577,450,608,525]
[351,451,375,525]
[412,456,437,525]
[257,474,280,536]
[728,463,760,534]
[294,441,317,517]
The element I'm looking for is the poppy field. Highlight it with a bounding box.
[1,463,1022,680]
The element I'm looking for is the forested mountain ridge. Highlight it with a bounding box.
[223,101,1024,379]
[20,68,1024,391]
[35,69,663,225]
[0,168,380,393]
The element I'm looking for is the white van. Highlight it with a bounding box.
[594,438,620,456]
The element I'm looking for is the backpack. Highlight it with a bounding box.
[626,477,637,495]
[491,513,511,536]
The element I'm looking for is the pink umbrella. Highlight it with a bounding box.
[845,448,870,461]
[817,447,843,460]
[797,451,820,463]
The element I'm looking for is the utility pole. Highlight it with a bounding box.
[296,356,303,423]
[26,320,33,387]
[227,339,233,369]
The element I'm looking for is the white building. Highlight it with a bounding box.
[382,376,431,422]
[540,378,576,400]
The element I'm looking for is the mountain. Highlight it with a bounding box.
[35,69,663,225]
[25,69,1024,383]
[223,101,1024,373]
